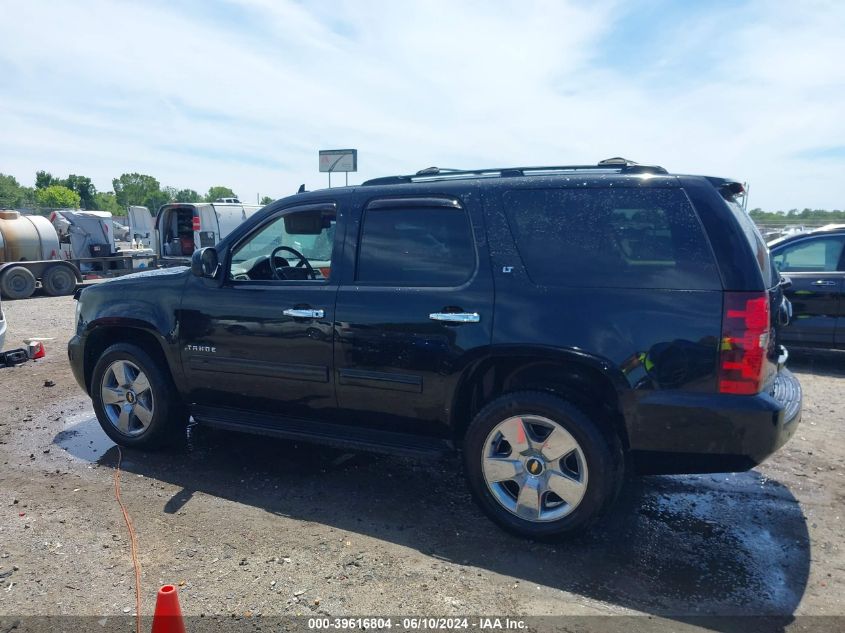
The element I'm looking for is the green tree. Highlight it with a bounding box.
[260,196,274,205]
[64,174,97,209]
[205,186,237,202]
[35,185,81,209]
[35,170,56,189]
[113,173,165,210]
[175,188,202,203]
[0,173,25,207]
[17,186,37,208]
[93,191,122,214]
[750,208,845,224]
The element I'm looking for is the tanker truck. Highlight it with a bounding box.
[0,210,81,299]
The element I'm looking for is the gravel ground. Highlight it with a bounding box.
[0,294,843,630]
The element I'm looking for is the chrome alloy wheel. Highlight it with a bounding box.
[99,360,155,436]
[482,415,588,522]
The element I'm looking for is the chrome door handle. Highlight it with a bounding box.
[811,280,837,287]
[429,312,480,323]
[283,308,325,319]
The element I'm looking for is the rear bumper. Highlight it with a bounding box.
[629,369,802,474]
[67,334,87,392]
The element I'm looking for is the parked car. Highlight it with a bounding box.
[69,159,801,539]
[769,225,845,348]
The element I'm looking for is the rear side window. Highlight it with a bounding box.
[502,188,720,289]
[772,236,845,273]
[357,207,476,286]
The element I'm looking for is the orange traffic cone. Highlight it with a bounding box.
[151,585,186,633]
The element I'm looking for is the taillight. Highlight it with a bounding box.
[718,292,770,395]
[192,214,201,232]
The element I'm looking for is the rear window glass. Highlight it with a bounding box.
[502,188,720,289]
[356,207,476,286]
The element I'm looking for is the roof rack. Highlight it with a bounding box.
[362,158,668,186]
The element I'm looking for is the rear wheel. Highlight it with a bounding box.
[42,265,77,296]
[464,391,622,540]
[91,343,187,449]
[0,266,36,300]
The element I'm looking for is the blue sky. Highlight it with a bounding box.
[1,0,844,209]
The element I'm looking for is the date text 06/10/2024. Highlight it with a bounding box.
[307,618,527,630]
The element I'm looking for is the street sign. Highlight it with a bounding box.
[319,149,358,173]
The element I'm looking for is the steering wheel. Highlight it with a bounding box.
[269,245,317,280]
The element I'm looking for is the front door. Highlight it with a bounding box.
[179,202,341,421]
[334,195,494,436]
[773,234,845,347]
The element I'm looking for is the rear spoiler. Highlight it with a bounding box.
[705,177,748,208]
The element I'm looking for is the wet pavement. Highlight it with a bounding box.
[52,412,811,619]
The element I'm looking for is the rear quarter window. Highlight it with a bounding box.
[502,188,721,289]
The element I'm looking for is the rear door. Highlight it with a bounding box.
[212,204,244,242]
[195,204,219,249]
[127,206,155,250]
[334,195,493,436]
[772,234,845,347]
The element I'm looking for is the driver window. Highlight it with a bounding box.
[229,209,336,282]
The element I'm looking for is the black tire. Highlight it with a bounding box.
[91,343,188,450]
[0,266,36,300]
[42,265,77,296]
[463,391,623,540]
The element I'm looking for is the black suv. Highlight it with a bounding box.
[69,159,802,539]
[769,225,845,349]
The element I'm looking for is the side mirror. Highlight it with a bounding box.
[779,275,792,291]
[191,247,219,278]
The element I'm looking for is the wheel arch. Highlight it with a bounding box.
[82,322,179,396]
[449,346,630,449]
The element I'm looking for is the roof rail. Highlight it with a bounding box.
[362,158,667,186]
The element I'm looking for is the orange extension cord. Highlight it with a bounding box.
[114,446,142,633]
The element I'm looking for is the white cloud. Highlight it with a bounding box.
[0,0,843,209]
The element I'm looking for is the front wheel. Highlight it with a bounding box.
[463,391,622,540]
[91,343,187,449]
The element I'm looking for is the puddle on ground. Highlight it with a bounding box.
[47,409,810,616]
[53,413,115,461]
